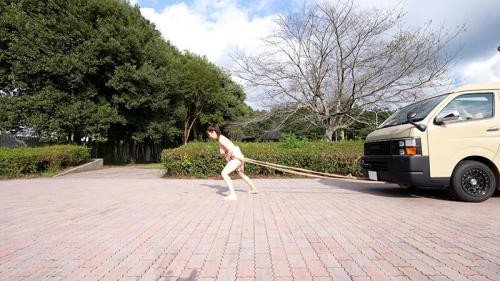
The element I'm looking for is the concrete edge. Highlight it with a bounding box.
[53,159,104,177]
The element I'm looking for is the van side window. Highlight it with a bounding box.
[439,93,494,121]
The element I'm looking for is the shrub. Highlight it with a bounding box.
[279,133,308,149]
[0,145,91,178]
[161,141,363,178]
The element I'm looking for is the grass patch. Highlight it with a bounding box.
[135,163,164,169]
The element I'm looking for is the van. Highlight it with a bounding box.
[362,82,500,202]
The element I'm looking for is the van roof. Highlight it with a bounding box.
[450,82,500,92]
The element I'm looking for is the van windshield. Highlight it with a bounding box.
[379,94,448,129]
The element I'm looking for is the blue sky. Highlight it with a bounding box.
[132,0,289,17]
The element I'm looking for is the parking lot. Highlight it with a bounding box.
[1,167,499,281]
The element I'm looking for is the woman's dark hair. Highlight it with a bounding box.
[207,124,221,138]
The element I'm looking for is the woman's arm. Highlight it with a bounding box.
[225,149,233,162]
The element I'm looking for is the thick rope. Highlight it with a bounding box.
[245,159,331,179]
[244,158,366,180]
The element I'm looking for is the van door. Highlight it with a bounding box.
[427,91,500,178]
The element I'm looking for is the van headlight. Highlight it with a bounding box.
[398,138,419,156]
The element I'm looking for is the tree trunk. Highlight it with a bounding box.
[339,129,345,141]
[182,123,189,145]
[323,126,335,141]
[182,115,192,145]
[182,114,199,145]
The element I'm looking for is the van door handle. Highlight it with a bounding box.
[487,127,499,132]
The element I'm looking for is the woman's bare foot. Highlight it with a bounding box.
[223,194,238,201]
[249,189,259,194]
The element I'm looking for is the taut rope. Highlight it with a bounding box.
[244,158,366,180]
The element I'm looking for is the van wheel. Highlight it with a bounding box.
[449,161,496,202]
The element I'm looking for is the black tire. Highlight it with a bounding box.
[449,160,497,202]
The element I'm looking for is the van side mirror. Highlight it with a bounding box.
[406,111,427,132]
[407,112,418,122]
[435,110,460,124]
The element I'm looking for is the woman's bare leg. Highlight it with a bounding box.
[237,171,258,194]
[221,160,241,200]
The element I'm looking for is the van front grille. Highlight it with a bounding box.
[364,138,422,156]
[362,160,388,171]
[364,141,393,155]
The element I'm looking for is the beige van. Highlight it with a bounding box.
[362,82,500,202]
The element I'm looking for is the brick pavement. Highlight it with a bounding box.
[1,167,499,281]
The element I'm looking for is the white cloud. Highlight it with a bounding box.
[458,52,500,83]
[325,0,500,87]
[128,0,139,6]
[364,0,500,87]
[139,0,277,67]
[139,0,278,109]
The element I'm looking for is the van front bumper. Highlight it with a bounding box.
[361,155,449,187]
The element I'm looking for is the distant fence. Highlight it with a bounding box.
[1,130,167,164]
[0,131,27,148]
[91,140,167,164]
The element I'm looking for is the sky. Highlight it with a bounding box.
[129,0,500,108]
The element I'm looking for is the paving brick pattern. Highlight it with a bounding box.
[1,167,500,281]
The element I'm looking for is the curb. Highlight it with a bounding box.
[53,159,104,177]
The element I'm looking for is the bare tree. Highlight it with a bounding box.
[232,0,463,141]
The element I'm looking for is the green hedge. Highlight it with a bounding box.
[161,141,363,178]
[0,145,91,178]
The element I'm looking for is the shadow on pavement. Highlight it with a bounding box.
[178,269,198,281]
[201,179,500,202]
[200,183,249,197]
[163,269,198,281]
[200,184,227,197]
[318,178,458,201]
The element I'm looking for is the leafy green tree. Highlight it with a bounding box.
[0,0,252,161]
[0,0,183,161]
[179,53,251,144]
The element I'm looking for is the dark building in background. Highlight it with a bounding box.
[261,131,282,142]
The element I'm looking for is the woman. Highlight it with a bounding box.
[206,124,258,200]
